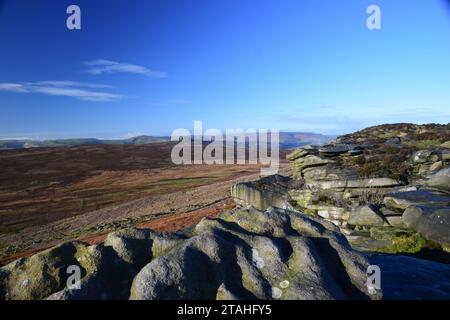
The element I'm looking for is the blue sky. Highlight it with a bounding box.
[0,0,449,139]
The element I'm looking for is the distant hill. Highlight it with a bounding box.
[278,132,335,149]
[0,132,334,150]
[0,136,171,150]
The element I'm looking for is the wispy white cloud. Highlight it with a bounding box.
[0,83,27,92]
[84,59,167,77]
[0,81,123,102]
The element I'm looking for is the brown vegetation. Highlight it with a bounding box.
[0,142,290,264]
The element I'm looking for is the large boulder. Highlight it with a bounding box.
[104,228,185,269]
[402,206,450,248]
[0,241,104,300]
[130,208,379,300]
[231,175,291,210]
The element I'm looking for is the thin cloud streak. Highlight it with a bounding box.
[84,59,167,77]
[0,81,123,102]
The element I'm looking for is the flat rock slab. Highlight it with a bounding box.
[347,236,392,252]
[319,145,350,155]
[308,177,401,190]
[348,205,385,227]
[286,149,309,161]
[294,155,334,170]
[384,189,450,210]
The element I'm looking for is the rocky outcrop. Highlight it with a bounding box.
[283,123,450,253]
[2,206,450,300]
[130,207,377,300]
[0,208,375,300]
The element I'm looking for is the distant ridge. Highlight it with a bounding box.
[0,135,171,150]
[0,132,334,150]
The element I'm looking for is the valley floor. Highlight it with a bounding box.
[0,143,290,265]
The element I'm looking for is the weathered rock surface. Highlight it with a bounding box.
[305,178,401,191]
[318,145,351,155]
[368,254,450,299]
[231,175,291,210]
[348,206,385,227]
[286,123,450,259]
[286,148,309,161]
[0,241,96,300]
[384,215,406,228]
[403,206,450,248]
[130,208,377,300]
[424,168,450,193]
[2,206,450,300]
[293,155,334,172]
[0,208,379,300]
[383,189,450,210]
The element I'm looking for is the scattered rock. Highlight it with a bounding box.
[385,137,401,145]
